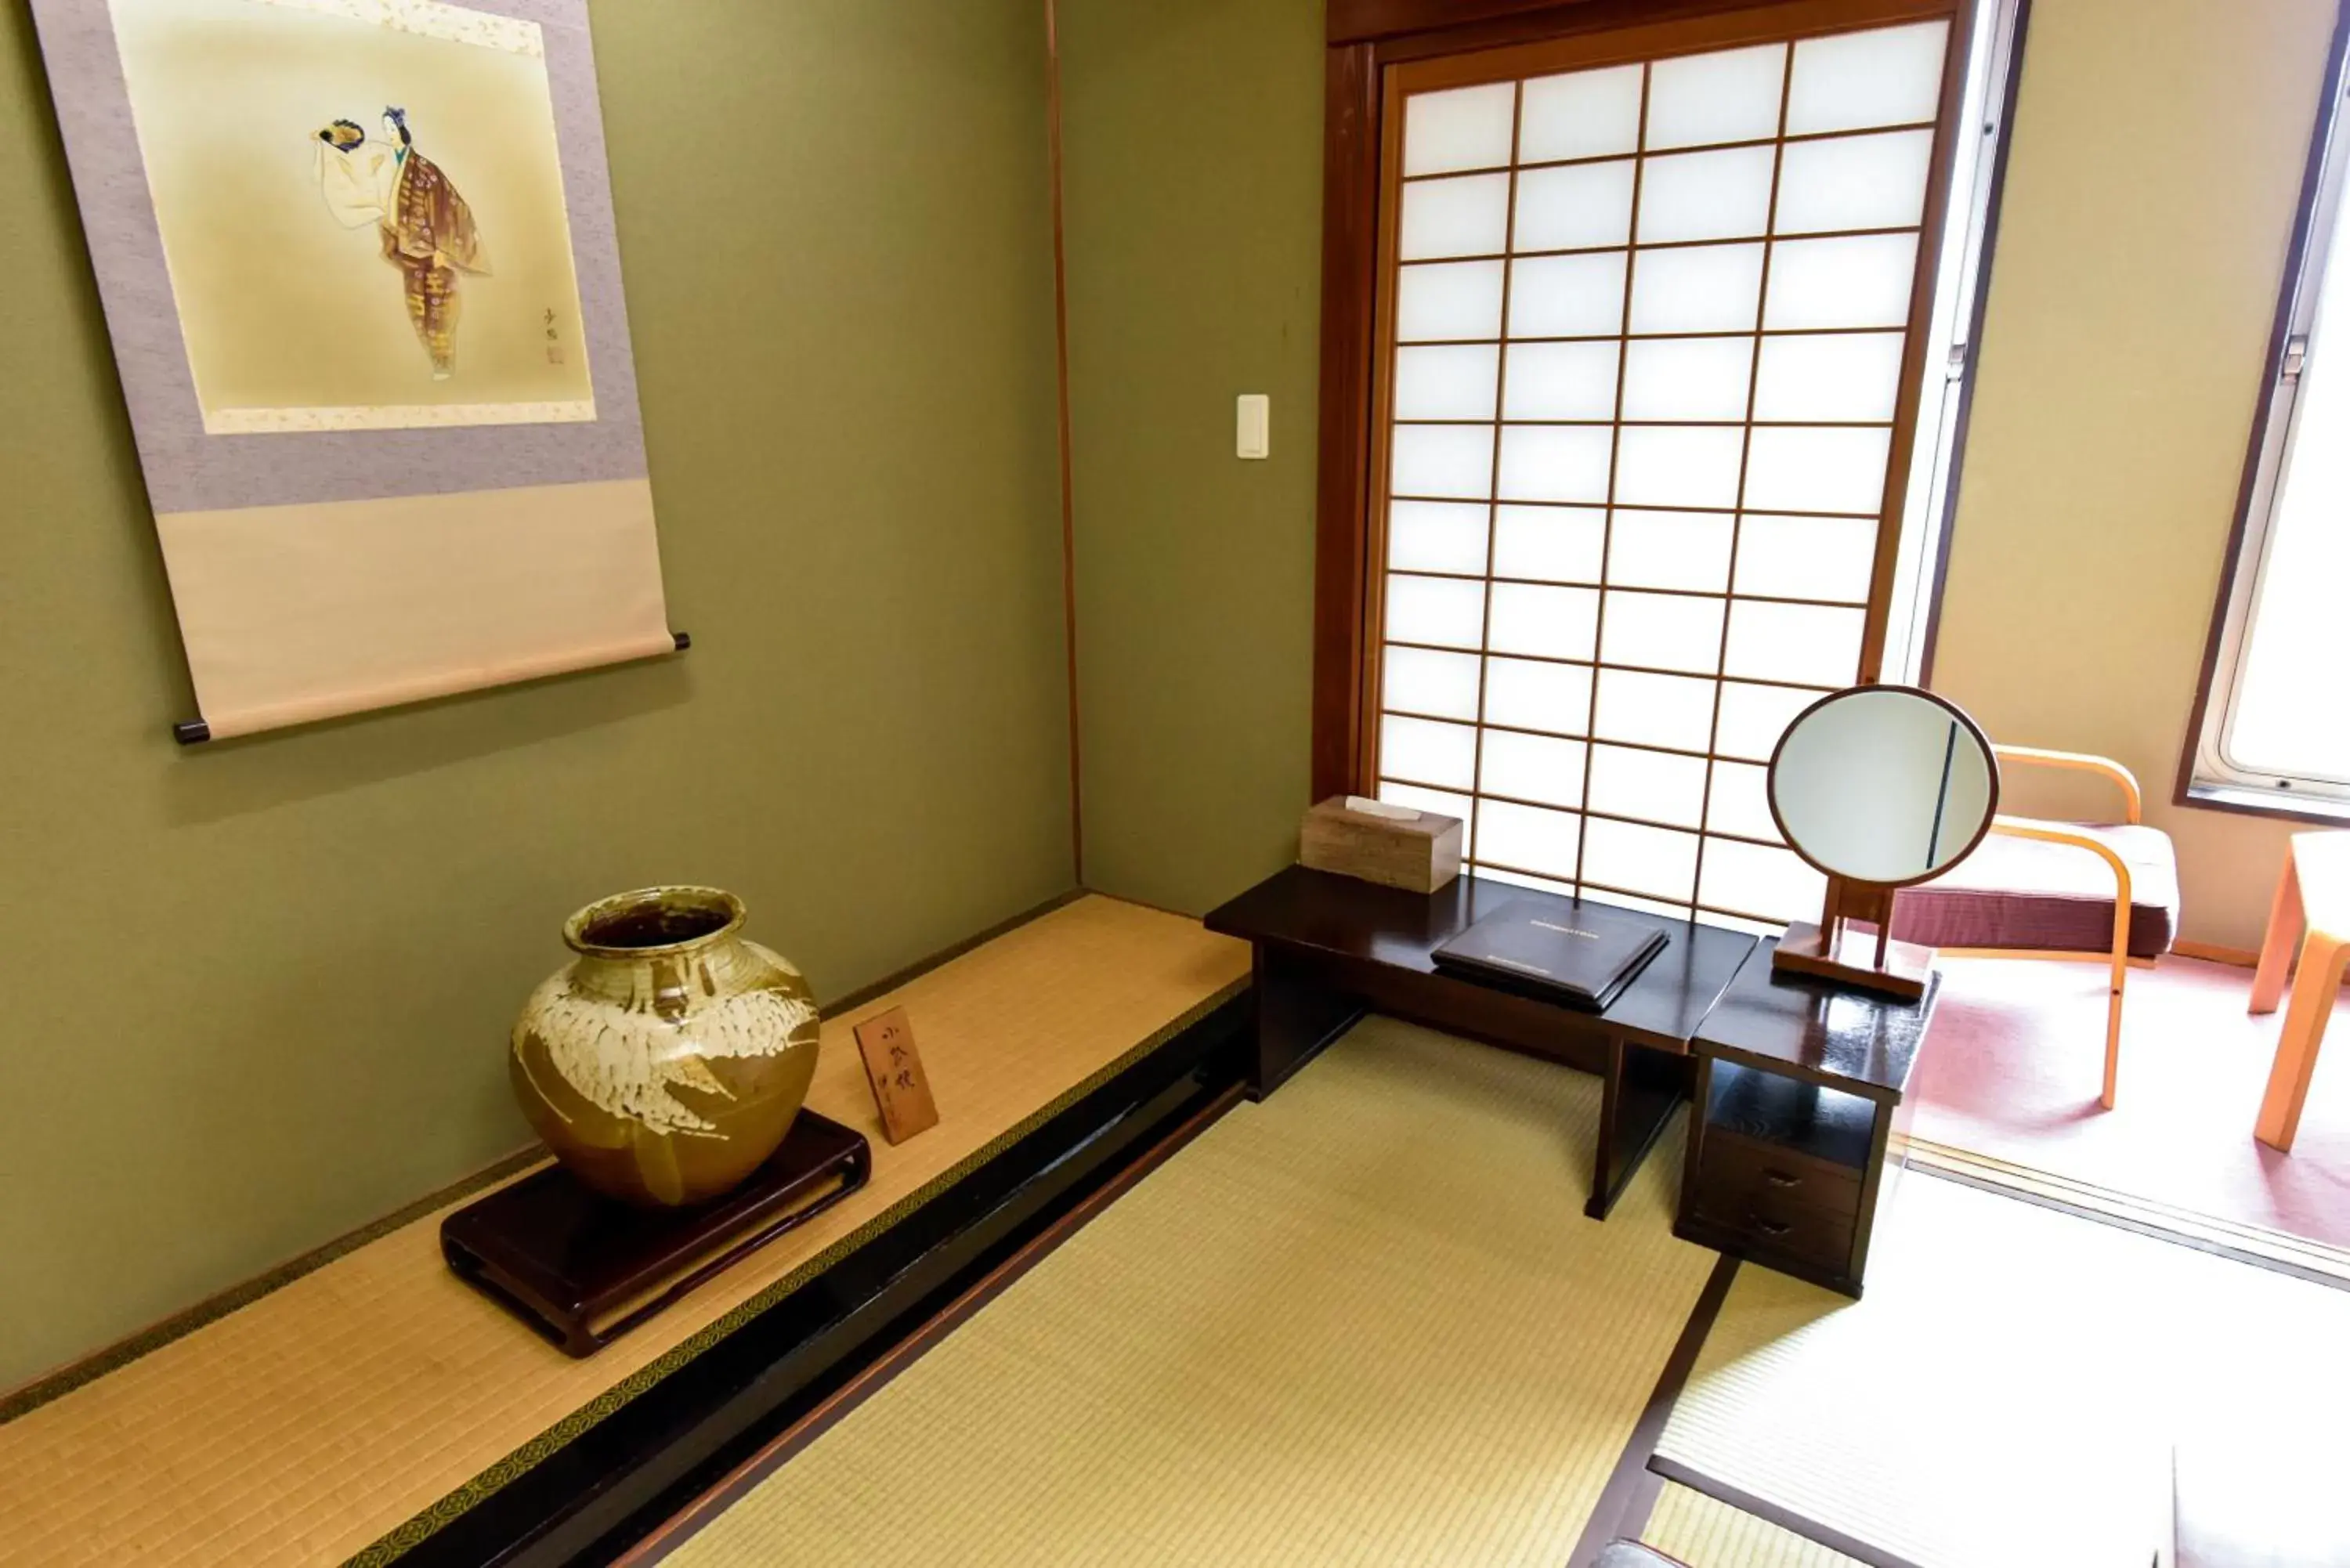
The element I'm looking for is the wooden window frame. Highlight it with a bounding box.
[1313,0,1987,806]
[2175,0,2350,828]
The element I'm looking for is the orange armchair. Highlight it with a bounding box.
[1889,746,2180,1109]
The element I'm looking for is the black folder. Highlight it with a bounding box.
[1431,899,1669,1011]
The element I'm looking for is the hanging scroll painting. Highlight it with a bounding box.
[27,0,678,740]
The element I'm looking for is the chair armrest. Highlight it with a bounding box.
[1992,745,2142,825]
[1985,816,2142,1109]
[1988,815,2136,967]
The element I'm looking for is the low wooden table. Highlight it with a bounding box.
[1202,866,1758,1219]
[1677,938,1936,1297]
[2251,830,2350,1152]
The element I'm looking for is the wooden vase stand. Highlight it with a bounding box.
[443,1110,873,1357]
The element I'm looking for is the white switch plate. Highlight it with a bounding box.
[1236,394,1270,460]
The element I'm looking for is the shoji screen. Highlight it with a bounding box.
[1365,13,1960,931]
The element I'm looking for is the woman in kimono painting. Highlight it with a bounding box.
[314,108,490,379]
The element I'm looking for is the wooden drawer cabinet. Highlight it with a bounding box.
[1675,944,1938,1299]
[1688,1124,1864,1277]
[1691,1127,1860,1221]
[1690,1187,1854,1274]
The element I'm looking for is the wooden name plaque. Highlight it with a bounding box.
[854,1005,939,1144]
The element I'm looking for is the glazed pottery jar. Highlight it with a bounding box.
[512,887,821,1207]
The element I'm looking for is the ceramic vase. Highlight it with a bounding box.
[511,886,821,1208]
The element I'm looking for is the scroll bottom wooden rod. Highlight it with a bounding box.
[170,629,694,746]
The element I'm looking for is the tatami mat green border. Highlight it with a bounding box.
[0,1145,541,1429]
[1640,1479,1870,1568]
[1906,1136,2350,1292]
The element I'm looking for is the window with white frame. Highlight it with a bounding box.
[2190,42,2350,811]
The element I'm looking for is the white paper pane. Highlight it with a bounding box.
[1392,423,1495,499]
[1716,680,1819,760]
[1397,260,1506,341]
[1723,600,1864,685]
[1698,909,1785,938]
[1582,816,1698,901]
[1764,233,1918,329]
[1628,243,1764,334]
[1504,341,1620,420]
[1514,161,1636,252]
[1753,332,1904,421]
[1401,172,1512,261]
[1477,800,1583,880]
[1609,509,1733,592]
[1377,781,1477,858]
[1644,43,1787,150]
[1773,129,1933,236]
[1405,82,1517,176]
[1615,425,1745,508]
[1637,145,1777,244]
[1787,21,1949,136]
[1488,581,1600,659]
[1381,645,1482,721]
[1492,504,1605,583]
[1509,251,1629,338]
[1587,744,1707,828]
[1476,864,1580,898]
[1482,729,1588,807]
[1600,890,1699,919]
[1499,425,1614,504]
[1380,714,1478,789]
[1735,514,1875,602]
[1387,499,1491,575]
[1484,656,1593,733]
[1595,667,1717,750]
[1520,63,1644,162]
[1700,837,1824,920]
[1622,336,1754,421]
[1601,588,1724,674]
[1394,344,1501,420]
[1385,572,1487,649]
[1744,425,1891,514]
[1706,759,1781,840]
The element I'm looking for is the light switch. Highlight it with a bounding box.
[1236,394,1270,460]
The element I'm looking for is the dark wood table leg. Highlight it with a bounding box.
[1840,1081,1910,1295]
[1248,945,1367,1100]
[1586,1035,1689,1220]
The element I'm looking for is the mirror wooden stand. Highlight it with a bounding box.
[1766,685,2000,1001]
[1774,876,1936,1001]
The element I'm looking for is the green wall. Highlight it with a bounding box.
[1058,0,1325,916]
[0,0,1069,1388]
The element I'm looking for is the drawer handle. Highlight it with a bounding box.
[1762,1169,1801,1188]
[1750,1216,1792,1238]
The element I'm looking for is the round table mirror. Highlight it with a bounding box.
[1769,685,1998,887]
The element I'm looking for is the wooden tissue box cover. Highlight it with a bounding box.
[1299,797,1463,894]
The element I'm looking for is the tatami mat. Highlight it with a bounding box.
[0,896,1249,1568]
[663,1016,1719,1568]
[1640,1483,1863,1568]
[1654,1170,2350,1567]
